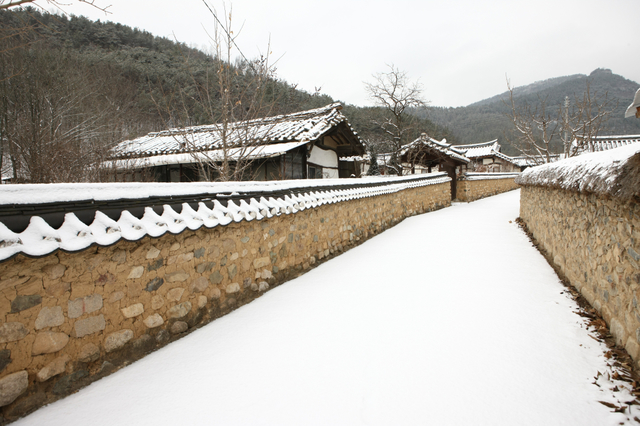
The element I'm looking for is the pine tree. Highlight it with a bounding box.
[367,152,380,176]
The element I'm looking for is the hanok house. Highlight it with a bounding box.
[397,134,470,199]
[108,103,366,182]
[452,139,521,173]
[570,134,640,156]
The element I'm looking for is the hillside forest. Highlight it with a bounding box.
[421,69,640,156]
[1,8,638,182]
[0,8,454,183]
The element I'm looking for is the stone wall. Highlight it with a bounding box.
[0,180,450,422]
[456,174,520,202]
[519,185,640,364]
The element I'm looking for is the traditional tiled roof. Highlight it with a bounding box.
[399,134,470,164]
[453,139,520,166]
[510,155,562,168]
[571,134,640,155]
[111,103,364,160]
[452,140,500,159]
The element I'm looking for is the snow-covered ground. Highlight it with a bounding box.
[14,190,638,425]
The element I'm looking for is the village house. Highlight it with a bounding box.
[381,134,471,199]
[108,103,366,182]
[452,140,521,172]
[570,134,640,156]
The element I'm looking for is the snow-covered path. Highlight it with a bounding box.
[15,190,636,425]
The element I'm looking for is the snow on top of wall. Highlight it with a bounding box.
[461,172,521,181]
[0,173,450,261]
[515,144,640,201]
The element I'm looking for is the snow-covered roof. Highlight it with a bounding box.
[625,89,640,118]
[571,134,640,156]
[0,173,450,261]
[109,141,310,170]
[453,139,521,166]
[509,155,562,168]
[111,103,365,161]
[399,134,470,164]
[339,155,370,163]
[452,140,500,158]
[515,143,640,202]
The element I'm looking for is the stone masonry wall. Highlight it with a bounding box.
[520,185,640,365]
[456,177,519,202]
[0,181,450,423]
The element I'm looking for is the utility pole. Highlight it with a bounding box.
[563,96,570,157]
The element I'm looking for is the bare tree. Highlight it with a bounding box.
[560,81,615,156]
[151,1,280,182]
[0,0,109,12]
[504,79,560,165]
[0,40,127,182]
[364,64,426,175]
[505,78,615,164]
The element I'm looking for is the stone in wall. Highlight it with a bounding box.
[78,344,100,363]
[226,283,240,294]
[0,371,28,407]
[74,315,106,338]
[32,332,69,355]
[68,294,103,319]
[167,302,191,319]
[166,271,189,283]
[166,288,185,302]
[11,295,41,313]
[145,278,164,292]
[42,264,65,280]
[37,355,70,382]
[0,350,11,373]
[35,306,65,330]
[170,321,188,334]
[104,329,134,353]
[127,266,144,279]
[151,295,164,310]
[146,247,161,259]
[0,323,29,344]
[121,303,144,319]
[143,314,164,329]
[109,292,125,303]
[190,277,209,293]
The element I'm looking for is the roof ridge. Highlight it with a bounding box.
[147,103,344,138]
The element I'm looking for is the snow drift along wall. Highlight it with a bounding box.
[456,172,520,202]
[517,144,640,367]
[0,174,451,423]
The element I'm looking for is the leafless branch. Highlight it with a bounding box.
[364,64,427,175]
[0,0,111,13]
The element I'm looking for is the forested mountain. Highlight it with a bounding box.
[0,8,455,183]
[418,69,640,155]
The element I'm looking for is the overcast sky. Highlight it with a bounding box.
[48,0,640,108]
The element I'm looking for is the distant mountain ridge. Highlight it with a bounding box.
[469,74,584,107]
[418,69,640,156]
